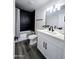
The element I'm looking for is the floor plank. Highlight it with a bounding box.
[15,41,46,59]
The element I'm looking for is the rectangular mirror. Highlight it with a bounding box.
[45,5,65,35]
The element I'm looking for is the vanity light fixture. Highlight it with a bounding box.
[57,6,61,10]
[46,3,62,13]
[46,5,61,13]
[55,4,61,11]
[46,6,53,13]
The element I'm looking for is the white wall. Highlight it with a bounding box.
[15,8,20,38]
[35,8,46,30]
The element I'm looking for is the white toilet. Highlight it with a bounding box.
[28,34,37,45]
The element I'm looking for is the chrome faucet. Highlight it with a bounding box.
[49,26,54,31]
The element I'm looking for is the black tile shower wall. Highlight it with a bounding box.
[20,9,35,31]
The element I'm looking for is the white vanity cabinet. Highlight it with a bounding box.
[37,31,64,59]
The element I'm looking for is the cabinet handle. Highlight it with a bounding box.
[45,43,47,49]
[43,42,45,48]
[43,42,47,49]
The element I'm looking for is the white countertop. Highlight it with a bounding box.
[54,29,64,35]
[37,29,64,41]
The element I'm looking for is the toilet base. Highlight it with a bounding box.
[29,40,37,46]
[24,39,30,46]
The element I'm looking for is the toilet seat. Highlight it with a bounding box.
[28,34,37,39]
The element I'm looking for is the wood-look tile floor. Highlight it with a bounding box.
[15,41,46,59]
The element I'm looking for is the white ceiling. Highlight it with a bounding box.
[15,0,64,12]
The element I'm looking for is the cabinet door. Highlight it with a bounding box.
[37,35,47,58]
[47,42,63,59]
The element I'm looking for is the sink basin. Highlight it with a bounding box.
[48,31,58,34]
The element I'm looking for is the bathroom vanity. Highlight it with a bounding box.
[37,30,64,59]
[37,4,65,59]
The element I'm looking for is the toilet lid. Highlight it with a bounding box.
[28,34,37,39]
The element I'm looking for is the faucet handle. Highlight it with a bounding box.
[52,26,54,32]
[49,27,51,31]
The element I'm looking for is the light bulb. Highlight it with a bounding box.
[53,8,56,12]
[50,6,53,13]
[46,8,50,12]
[55,4,61,10]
